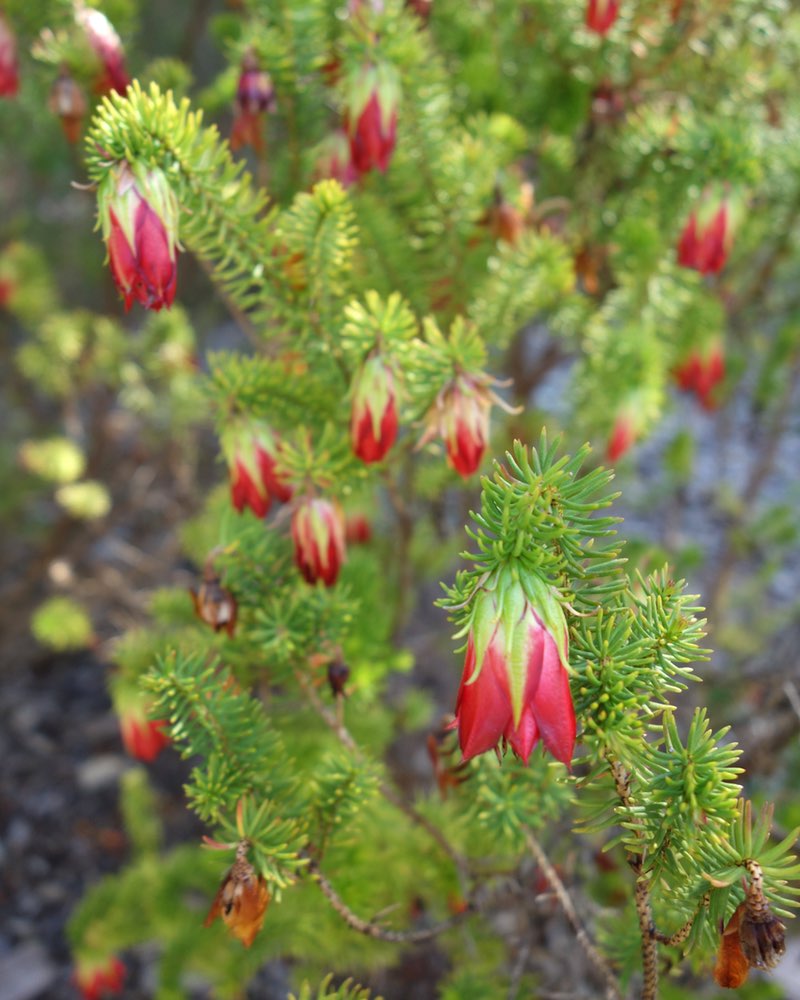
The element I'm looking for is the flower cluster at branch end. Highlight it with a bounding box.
[451,569,576,767]
[292,496,346,587]
[97,163,179,312]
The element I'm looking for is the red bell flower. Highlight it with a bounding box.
[674,340,725,409]
[419,373,498,478]
[119,708,170,763]
[351,354,399,463]
[344,63,401,176]
[677,190,734,275]
[451,570,575,766]
[291,497,346,587]
[230,52,276,152]
[221,420,291,518]
[98,163,179,311]
[586,0,620,34]
[606,411,636,462]
[0,13,19,97]
[75,5,129,95]
[73,955,125,1000]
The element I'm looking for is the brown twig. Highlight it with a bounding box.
[523,828,623,1000]
[305,855,471,943]
[609,758,658,1000]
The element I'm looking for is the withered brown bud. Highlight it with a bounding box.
[190,564,237,636]
[49,69,87,144]
[204,841,270,948]
[738,909,786,970]
[327,658,350,698]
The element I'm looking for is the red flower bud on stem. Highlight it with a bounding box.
[0,13,19,98]
[677,189,736,275]
[344,63,401,176]
[221,420,291,518]
[75,4,130,95]
[350,354,399,463]
[97,163,179,311]
[292,497,346,587]
[586,0,620,35]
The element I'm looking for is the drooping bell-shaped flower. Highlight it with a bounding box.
[291,496,346,587]
[230,51,276,152]
[674,340,725,410]
[221,420,291,518]
[73,954,125,1000]
[677,189,734,275]
[451,569,575,766]
[119,709,170,763]
[419,373,500,478]
[75,4,129,95]
[350,353,399,463]
[586,0,621,34]
[344,63,401,176]
[97,162,179,311]
[0,13,19,97]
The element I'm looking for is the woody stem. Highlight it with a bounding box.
[523,828,623,1000]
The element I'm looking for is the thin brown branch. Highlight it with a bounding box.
[609,758,658,1000]
[294,668,470,879]
[523,828,623,1000]
[305,856,471,943]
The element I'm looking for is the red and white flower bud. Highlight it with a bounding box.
[73,954,125,1000]
[291,497,346,587]
[451,570,575,766]
[98,163,179,311]
[674,340,725,410]
[586,0,620,34]
[420,374,492,478]
[0,13,19,97]
[344,63,401,176]
[677,189,735,275]
[75,4,129,95]
[221,420,291,518]
[350,354,399,463]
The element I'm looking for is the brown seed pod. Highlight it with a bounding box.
[204,841,270,948]
[190,562,237,636]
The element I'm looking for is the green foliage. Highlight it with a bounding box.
[290,975,380,1000]
[30,596,94,651]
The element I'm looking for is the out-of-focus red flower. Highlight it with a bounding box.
[97,162,179,311]
[586,0,620,34]
[0,13,19,97]
[119,709,170,763]
[674,340,725,409]
[230,52,275,152]
[221,419,291,518]
[73,955,125,1000]
[344,63,401,176]
[49,69,87,144]
[314,130,358,188]
[406,0,433,21]
[451,569,575,766]
[607,409,637,462]
[677,190,735,275]
[351,354,399,463]
[75,4,129,95]
[345,513,372,545]
[291,496,346,587]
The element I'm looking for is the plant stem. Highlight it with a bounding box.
[305,855,471,943]
[609,758,658,1000]
[523,828,623,1000]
